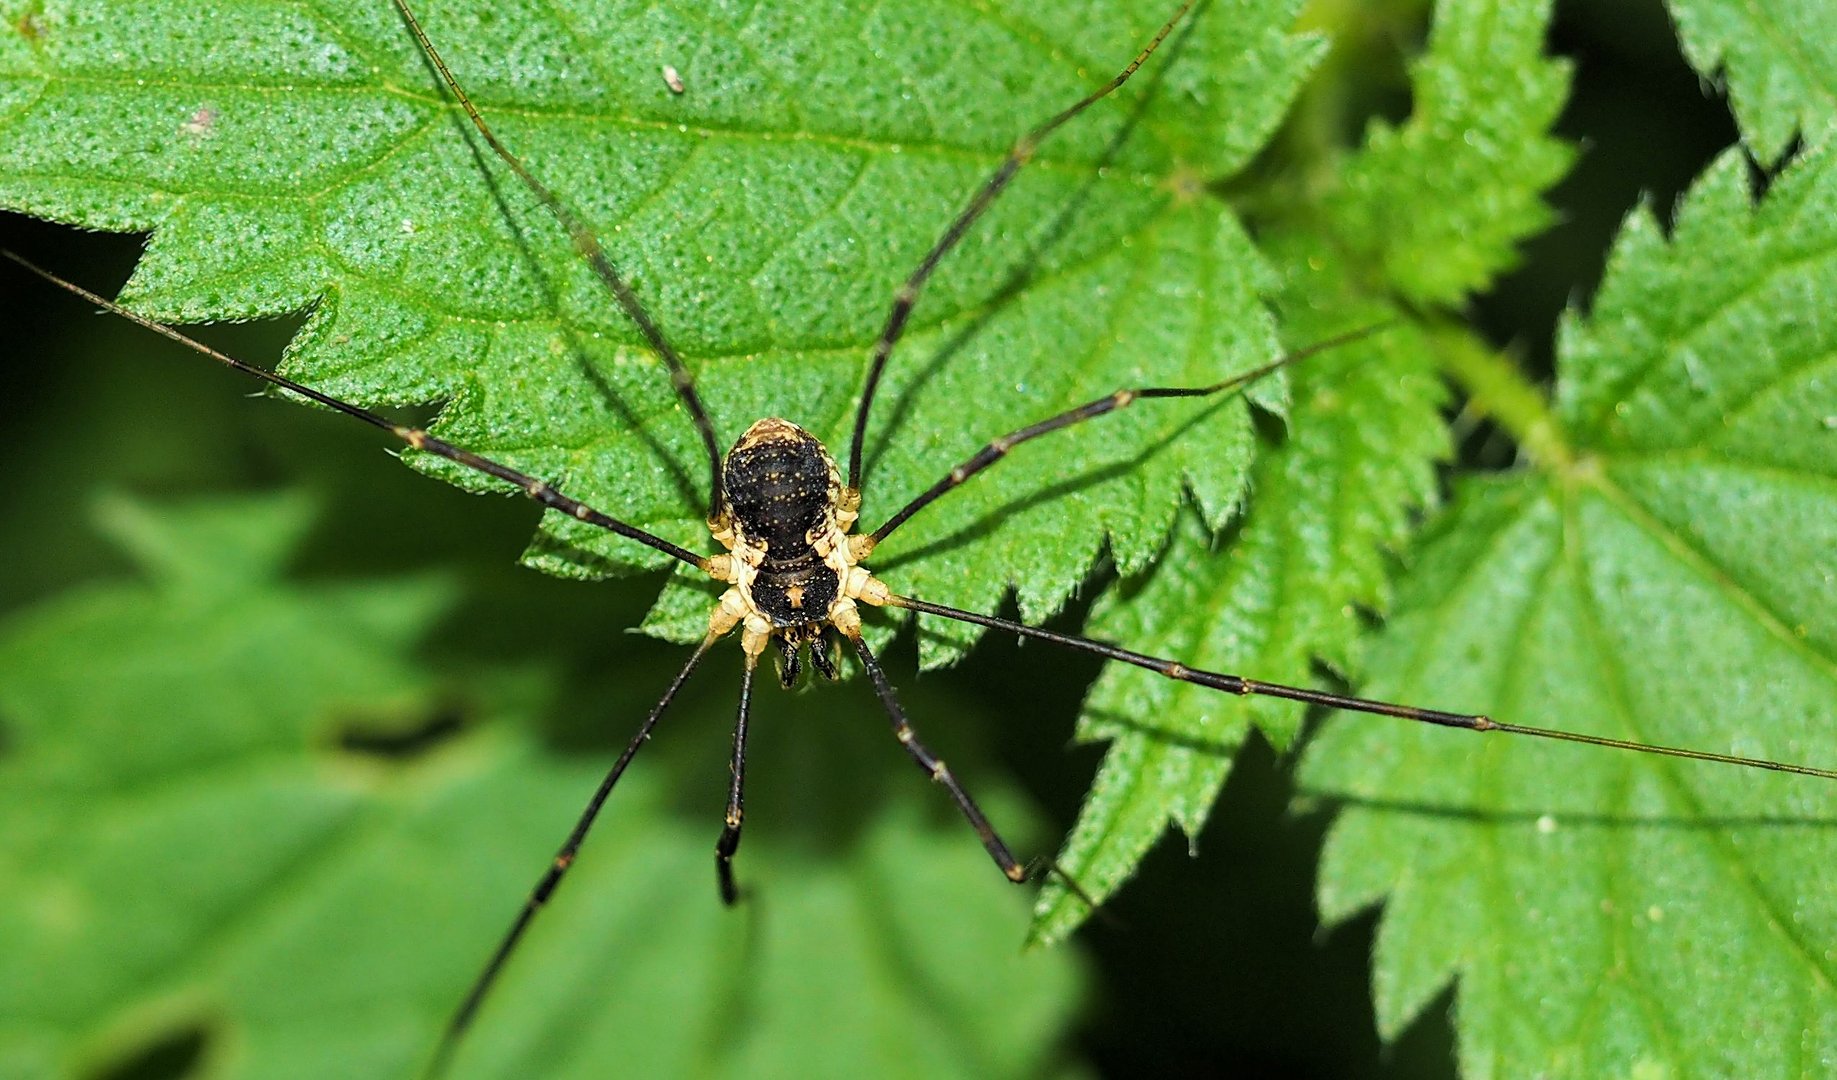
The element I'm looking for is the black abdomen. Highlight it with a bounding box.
[724,419,833,561]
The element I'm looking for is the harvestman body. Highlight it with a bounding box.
[8,0,1837,1075]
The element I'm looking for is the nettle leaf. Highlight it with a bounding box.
[1300,143,1837,1074]
[0,496,1082,1078]
[1032,0,1571,944]
[1667,0,1835,161]
[0,0,1322,667]
[1030,238,1448,943]
[1324,0,1574,305]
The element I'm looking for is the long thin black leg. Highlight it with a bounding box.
[390,0,727,519]
[4,252,710,572]
[845,1,1196,495]
[424,635,719,1080]
[843,631,1027,883]
[888,594,1837,781]
[716,651,759,905]
[864,324,1389,549]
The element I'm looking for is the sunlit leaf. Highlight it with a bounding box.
[0,0,1322,667]
[1302,140,1837,1077]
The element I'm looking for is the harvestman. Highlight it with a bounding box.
[8,0,1836,1074]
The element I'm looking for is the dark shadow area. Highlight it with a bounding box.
[332,703,470,761]
[924,575,1456,1080]
[91,1023,208,1080]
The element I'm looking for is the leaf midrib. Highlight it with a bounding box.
[1579,468,1837,683]
[1564,488,1837,1002]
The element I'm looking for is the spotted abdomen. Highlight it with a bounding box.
[723,417,838,561]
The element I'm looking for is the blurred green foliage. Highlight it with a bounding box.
[2,0,1833,1078]
[0,494,1081,1079]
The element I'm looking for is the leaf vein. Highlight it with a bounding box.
[1581,235,1837,439]
[1560,509,1690,1068]
[1567,493,1837,1007]
[1587,475,1837,679]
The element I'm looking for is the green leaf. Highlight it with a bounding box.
[0,496,1084,1078]
[1030,234,1449,944]
[0,0,1323,666]
[1324,0,1574,305]
[37,2,1832,1075]
[1667,0,1836,161]
[1030,0,1580,945]
[1300,142,1837,1074]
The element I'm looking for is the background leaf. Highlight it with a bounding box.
[1300,140,1837,1077]
[0,496,1083,1078]
[1666,0,1835,161]
[1033,0,1569,943]
[1323,0,1574,305]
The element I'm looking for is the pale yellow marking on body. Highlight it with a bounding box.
[829,597,863,639]
[708,588,748,639]
[740,618,772,659]
[840,567,892,607]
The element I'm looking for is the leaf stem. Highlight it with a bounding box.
[1430,326,1572,470]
